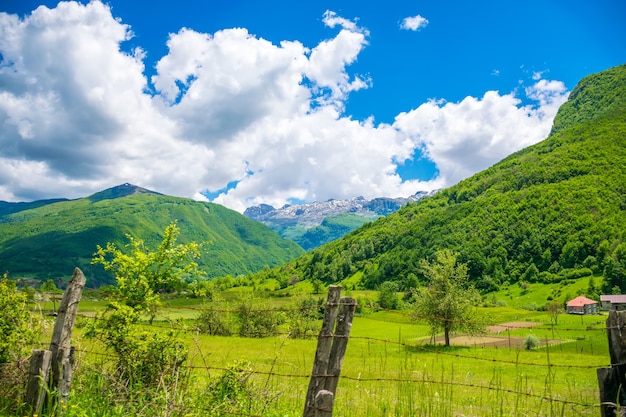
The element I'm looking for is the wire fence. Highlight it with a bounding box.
[31,292,606,416]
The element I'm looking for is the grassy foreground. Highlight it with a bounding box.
[9,285,606,417]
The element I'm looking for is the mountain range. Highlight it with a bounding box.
[243,191,437,250]
[0,183,303,287]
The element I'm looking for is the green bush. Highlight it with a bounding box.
[235,294,284,338]
[0,278,40,363]
[0,277,41,414]
[86,303,189,389]
[196,297,234,336]
[378,281,400,310]
[524,334,541,350]
[203,360,272,416]
[286,296,322,338]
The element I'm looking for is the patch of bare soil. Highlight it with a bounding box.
[486,321,541,334]
[417,321,560,348]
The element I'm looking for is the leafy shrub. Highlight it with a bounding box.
[558,268,593,280]
[524,334,540,350]
[235,295,284,337]
[196,298,234,336]
[188,280,216,299]
[0,277,41,413]
[286,296,322,338]
[0,277,40,363]
[203,360,272,416]
[521,302,539,311]
[355,296,376,315]
[86,303,189,389]
[0,360,29,414]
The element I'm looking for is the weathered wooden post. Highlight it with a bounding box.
[303,286,357,417]
[25,267,86,412]
[324,295,356,395]
[49,267,86,398]
[314,390,334,417]
[24,349,52,415]
[598,310,626,417]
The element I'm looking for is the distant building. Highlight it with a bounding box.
[600,294,626,311]
[566,296,598,315]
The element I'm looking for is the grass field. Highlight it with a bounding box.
[35,281,607,417]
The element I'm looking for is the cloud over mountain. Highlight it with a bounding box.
[0,2,568,211]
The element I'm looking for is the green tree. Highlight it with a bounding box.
[586,276,599,300]
[40,279,59,292]
[378,281,400,310]
[235,294,284,338]
[311,278,324,294]
[92,221,203,322]
[546,300,563,325]
[524,334,540,350]
[412,249,484,346]
[196,295,234,336]
[521,263,539,283]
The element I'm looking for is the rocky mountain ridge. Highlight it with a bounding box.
[244,191,437,227]
[243,191,438,249]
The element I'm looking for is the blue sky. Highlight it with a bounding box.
[0,1,624,211]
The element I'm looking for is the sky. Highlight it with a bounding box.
[0,1,624,212]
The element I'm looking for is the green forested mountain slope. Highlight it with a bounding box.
[0,185,304,287]
[260,64,626,292]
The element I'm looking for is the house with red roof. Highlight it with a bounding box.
[566,296,598,315]
[600,294,626,311]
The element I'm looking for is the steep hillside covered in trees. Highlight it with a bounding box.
[257,64,626,292]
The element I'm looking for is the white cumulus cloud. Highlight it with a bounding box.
[393,81,568,186]
[0,2,569,212]
[400,15,429,31]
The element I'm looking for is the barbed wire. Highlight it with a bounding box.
[32,292,610,334]
[34,318,608,374]
[53,345,598,414]
[56,306,610,370]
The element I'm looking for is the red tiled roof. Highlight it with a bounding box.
[566,296,598,307]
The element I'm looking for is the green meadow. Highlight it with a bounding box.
[32,279,607,417]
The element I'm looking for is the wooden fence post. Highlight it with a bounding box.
[303,286,356,417]
[598,310,626,417]
[314,390,334,417]
[25,267,86,412]
[24,349,52,415]
[324,296,356,395]
[49,267,85,398]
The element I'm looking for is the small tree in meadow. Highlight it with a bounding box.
[286,296,322,338]
[235,294,284,338]
[40,278,60,293]
[196,295,235,336]
[546,300,563,325]
[412,249,484,346]
[311,278,324,294]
